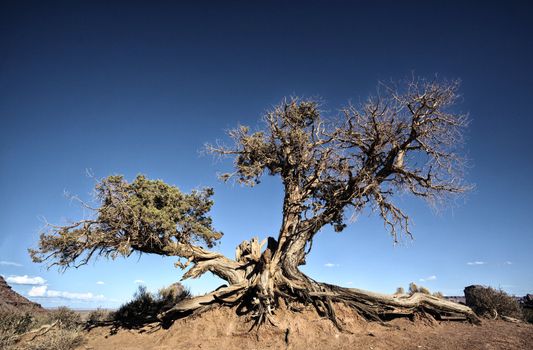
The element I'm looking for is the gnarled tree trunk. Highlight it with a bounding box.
[159,229,480,328]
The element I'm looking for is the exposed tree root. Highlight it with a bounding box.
[308,283,481,325]
[158,249,480,330]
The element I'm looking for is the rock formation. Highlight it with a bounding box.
[0,276,44,312]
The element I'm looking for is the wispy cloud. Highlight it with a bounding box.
[346,281,353,285]
[504,261,512,265]
[467,261,486,265]
[419,275,437,282]
[6,275,46,285]
[0,261,23,267]
[134,279,145,284]
[96,281,105,285]
[28,285,104,301]
[324,263,340,268]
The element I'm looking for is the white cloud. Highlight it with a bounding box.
[96,281,105,285]
[28,285,47,297]
[419,275,437,282]
[324,263,339,268]
[134,279,145,284]
[6,275,46,285]
[504,261,512,265]
[28,285,104,301]
[346,281,353,285]
[0,261,22,267]
[467,261,486,265]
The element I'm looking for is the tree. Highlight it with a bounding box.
[30,77,479,328]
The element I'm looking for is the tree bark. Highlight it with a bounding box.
[158,185,480,328]
[159,231,481,328]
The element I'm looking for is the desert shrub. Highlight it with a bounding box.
[113,283,190,327]
[0,310,34,334]
[157,282,191,311]
[46,306,82,329]
[407,282,431,295]
[24,328,84,350]
[394,287,405,295]
[113,285,156,326]
[408,282,418,295]
[433,291,444,298]
[521,307,533,323]
[521,294,533,323]
[464,285,522,319]
[86,308,110,325]
[418,286,431,295]
[0,308,84,350]
[0,310,34,349]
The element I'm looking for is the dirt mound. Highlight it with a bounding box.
[0,276,44,313]
[81,304,533,350]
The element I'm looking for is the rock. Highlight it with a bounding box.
[0,276,45,312]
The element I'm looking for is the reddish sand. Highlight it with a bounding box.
[79,305,533,350]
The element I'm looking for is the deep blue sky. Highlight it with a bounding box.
[1,1,532,308]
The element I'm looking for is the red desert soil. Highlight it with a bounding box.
[79,305,533,350]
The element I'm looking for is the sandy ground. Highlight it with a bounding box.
[79,305,533,350]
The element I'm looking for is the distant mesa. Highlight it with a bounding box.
[0,275,45,312]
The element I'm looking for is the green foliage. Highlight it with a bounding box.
[465,286,522,319]
[30,174,222,269]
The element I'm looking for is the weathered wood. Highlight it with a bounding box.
[159,242,480,328]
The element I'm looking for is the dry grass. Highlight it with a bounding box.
[0,307,84,350]
[22,328,84,350]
